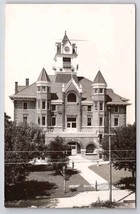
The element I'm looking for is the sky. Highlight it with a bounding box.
[5,4,135,124]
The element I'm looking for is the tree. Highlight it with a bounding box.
[5,113,46,186]
[47,136,69,172]
[102,123,136,178]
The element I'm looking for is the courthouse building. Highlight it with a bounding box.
[10,32,130,158]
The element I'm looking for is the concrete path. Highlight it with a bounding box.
[30,155,135,208]
[68,155,112,190]
[54,190,135,208]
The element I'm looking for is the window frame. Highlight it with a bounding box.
[67,92,77,103]
[114,106,119,113]
[99,88,104,94]
[114,117,119,127]
[87,105,92,112]
[99,117,103,126]
[23,116,27,123]
[87,117,92,126]
[51,116,56,126]
[99,102,103,111]
[23,102,28,109]
[42,101,46,110]
[94,101,98,110]
[51,104,56,112]
[42,116,46,126]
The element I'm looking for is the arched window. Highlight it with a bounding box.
[67,93,76,102]
[86,144,96,153]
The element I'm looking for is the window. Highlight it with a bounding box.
[94,89,98,93]
[38,86,40,91]
[87,118,91,126]
[63,57,71,62]
[94,101,98,110]
[67,93,76,102]
[99,102,103,110]
[23,116,27,123]
[67,118,76,128]
[38,117,40,125]
[42,86,46,91]
[38,100,40,109]
[23,102,27,109]
[114,118,119,126]
[99,117,103,126]
[115,106,119,113]
[42,101,46,109]
[99,88,103,93]
[42,117,45,126]
[47,87,50,93]
[51,105,56,111]
[51,117,56,126]
[87,106,92,112]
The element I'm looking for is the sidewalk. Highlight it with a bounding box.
[69,155,114,190]
[32,155,135,208]
[53,190,135,208]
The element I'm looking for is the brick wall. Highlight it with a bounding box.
[14,100,36,124]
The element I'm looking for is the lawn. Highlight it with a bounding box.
[89,164,132,184]
[5,166,94,207]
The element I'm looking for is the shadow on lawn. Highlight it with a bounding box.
[28,164,54,172]
[51,168,79,178]
[115,177,136,192]
[5,180,57,201]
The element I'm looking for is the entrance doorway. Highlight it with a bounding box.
[67,142,81,156]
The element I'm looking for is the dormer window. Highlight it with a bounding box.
[94,89,98,93]
[67,93,77,102]
[42,86,46,91]
[99,88,103,93]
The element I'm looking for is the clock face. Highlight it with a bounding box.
[64,46,70,52]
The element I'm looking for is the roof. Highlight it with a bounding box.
[37,68,51,82]
[93,70,107,85]
[55,72,78,83]
[10,74,129,105]
[106,89,130,105]
[62,31,71,46]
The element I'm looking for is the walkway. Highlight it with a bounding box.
[68,155,112,190]
[31,155,135,208]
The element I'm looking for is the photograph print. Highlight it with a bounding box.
[5,4,136,208]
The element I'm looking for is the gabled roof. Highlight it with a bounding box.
[106,89,130,105]
[37,68,51,82]
[62,31,71,46]
[93,70,107,85]
[64,78,81,93]
[10,73,129,106]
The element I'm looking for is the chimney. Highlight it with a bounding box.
[15,82,18,94]
[26,78,29,86]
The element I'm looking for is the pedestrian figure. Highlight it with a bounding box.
[72,161,74,169]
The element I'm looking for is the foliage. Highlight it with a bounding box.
[102,123,136,178]
[90,198,118,208]
[47,136,69,172]
[5,113,46,186]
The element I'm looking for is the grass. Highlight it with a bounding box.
[5,167,94,207]
[89,164,132,184]
[89,164,135,191]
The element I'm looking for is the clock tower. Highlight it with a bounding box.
[53,31,78,72]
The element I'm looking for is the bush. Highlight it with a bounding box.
[90,198,118,208]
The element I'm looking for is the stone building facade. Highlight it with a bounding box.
[10,32,130,158]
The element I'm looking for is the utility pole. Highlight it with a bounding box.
[108,107,112,203]
[105,107,115,202]
[63,166,66,194]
